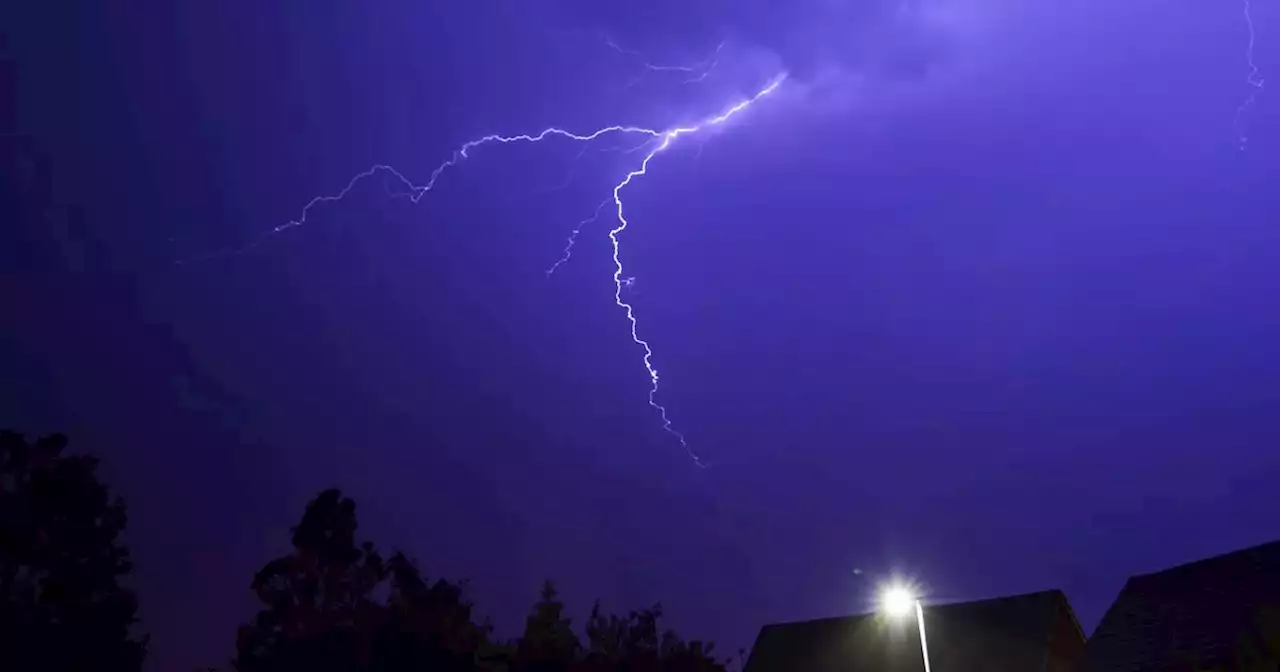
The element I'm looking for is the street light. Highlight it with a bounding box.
[880,585,916,618]
[879,584,933,672]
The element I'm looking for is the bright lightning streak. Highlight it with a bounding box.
[179,126,662,262]
[1234,0,1266,150]
[543,141,654,276]
[187,72,786,467]
[607,75,786,467]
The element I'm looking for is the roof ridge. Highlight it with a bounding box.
[1053,590,1088,643]
[761,588,1068,630]
[932,588,1064,606]
[1130,539,1280,579]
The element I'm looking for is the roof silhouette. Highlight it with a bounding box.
[1088,539,1280,671]
[744,589,1083,672]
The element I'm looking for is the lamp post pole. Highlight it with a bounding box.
[877,583,933,672]
[914,598,932,672]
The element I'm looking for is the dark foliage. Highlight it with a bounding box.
[1,429,726,672]
[233,488,490,672]
[512,580,581,670]
[510,581,728,672]
[234,488,729,672]
[0,431,147,672]
[579,600,726,672]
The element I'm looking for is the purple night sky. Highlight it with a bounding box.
[5,1,1280,669]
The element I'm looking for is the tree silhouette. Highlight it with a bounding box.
[0,433,730,672]
[375,550,491,670]
[0,431,147,672]
[233,488,487,671]
[513,580,581,671]
[580,601,726,672]
[498,582,728,672]
[234,488,387,671]
[233,488,729,672]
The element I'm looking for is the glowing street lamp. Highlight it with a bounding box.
[879,584,933,672]
[880,585,916,618]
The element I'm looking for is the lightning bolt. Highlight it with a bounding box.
[178,126,665,262]
[1234,0,1266,150]
[547,197,611,277]
[605,75,785,467]
[186,72,786,467]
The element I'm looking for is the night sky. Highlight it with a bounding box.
[5,1,1280,670]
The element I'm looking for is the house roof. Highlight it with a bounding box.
[1087,539,1280,672]
[744,589,1081,672]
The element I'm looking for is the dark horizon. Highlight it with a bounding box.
[5,1,1280,669]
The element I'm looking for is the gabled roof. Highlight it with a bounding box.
[1087,539,1280,672]
[744,589,1081,672]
